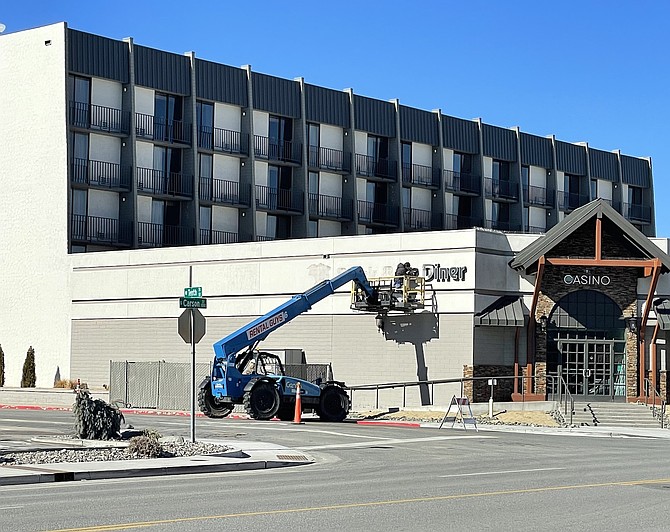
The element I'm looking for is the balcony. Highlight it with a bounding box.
[357,200,399,226]
[444,170,481,195]
[445,214,481,230]
[137,168,193,198]
[308,193,353,221]
[135,113,191,145]
[308,146,350,173]
[71,215,132,246]
[523,185,555,208]
[484,219,522,232]
[355,154,397,180]
[69,102,129,134]
[403,208,432,231]
[256,235,276,242]
[199,177,251,207]
[254,137,301,164]
[255,185,303,214]
[558,191,590,212]
[137,222,193,248]
[200,229,239,245]
[198,126,248,155]
[624,203,652,223]
[71,159,131,190]
[526,225,546,234]
[402,164,439,188]
[485,178,519,201]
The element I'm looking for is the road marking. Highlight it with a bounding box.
[299,434,494,451]
[0,506,24,510]
[209,422,397,440]
[0,418,72,425]
[439,467,566,478]
[41,477,670,532]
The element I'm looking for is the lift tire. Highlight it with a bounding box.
[197,377,233,418]
[317,385,350,422]
[244,380,281,420]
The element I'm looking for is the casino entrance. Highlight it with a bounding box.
[546,290,627,401]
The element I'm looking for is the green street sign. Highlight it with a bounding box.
[180,297,207,309]
[184,287,202,298]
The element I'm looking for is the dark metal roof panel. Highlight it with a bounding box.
[400,106,438,145]
[556,141,587,175]
[509,199,670,274]
[482,124,517,161]
[354,95,395,137]
[252,72,300,118]
[305,84,350,128]
[520,133,552,168]
[134,45,191,95]
[67,29,129,83]
[621,155,651,187]
[195,59,247,107]
[589,148,618,182]
[474,296,527,327]
[653,299,670,331]
[442,115,479,154]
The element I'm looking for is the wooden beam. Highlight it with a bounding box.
[545,258,656,268]
[650,323,660,393]
[526,256,545,395]
[595,217,602,261]
[639,259,662,396]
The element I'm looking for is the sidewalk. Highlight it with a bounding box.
[0,438,313,486]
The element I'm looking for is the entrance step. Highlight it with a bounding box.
[570,402,665,428]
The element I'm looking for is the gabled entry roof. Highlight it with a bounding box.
[653,299,670,331]
[509,199,670,275]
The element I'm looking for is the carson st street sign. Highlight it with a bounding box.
[179,297,207,309]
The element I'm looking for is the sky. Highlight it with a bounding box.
[2,1,668,234]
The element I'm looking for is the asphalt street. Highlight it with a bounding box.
[2,409,670,531]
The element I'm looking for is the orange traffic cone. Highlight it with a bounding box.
[293,382,303,424]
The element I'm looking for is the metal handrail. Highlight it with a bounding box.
[643,378,666,428]
[346,374,536,410]
[546,374,574,426]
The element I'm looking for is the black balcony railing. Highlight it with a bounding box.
[135,113,192,144]
[199,177,251,206]
[624,203,652,223]
[308,146,350,172]
[355,154,397,179]
[484,219,521,231]
[558,191,590,211]
[403,207,432,230]
[527,225,546,234]
[444,170,481,195]
[256,235,276,242]
[255,185,303,213]
[253,136,302,163]
[71,159,131,190]
[401,163,439,188]
[445,214,481,230]
[200,228,239,245]
[485,178,519,201]
[357,200,399,226]
[69,102,129,134]
[198,126,248,155]
[308,193,353,220]
[137,222,193,248]
[523,185,555,208]
[137,168,193,198]
[71,215,132,245]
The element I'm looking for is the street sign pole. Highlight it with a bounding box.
[189,266,196,443]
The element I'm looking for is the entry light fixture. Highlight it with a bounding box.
[539,315,548,333]
[626,315,638,334]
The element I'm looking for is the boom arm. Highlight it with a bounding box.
[212,266,376,362]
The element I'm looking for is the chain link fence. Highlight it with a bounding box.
[110,360,333,411]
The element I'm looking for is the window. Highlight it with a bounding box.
[492,160,510,181]
[308,123,319,166]
[269,115,293,159]
[154,146,182,194]
[402,187,411,209]
[628,185,642,206]
[73,189,87,217]
[521,165,529,189]
[401,142,412,182]
[492,202,510,228]
[368,135,389,160]
[453,152,473,175]
[155,93,183,141]
[68,75,90,128]
[267,215,291,239]
[591,179,598,200]
[71,133,89,184]
[196,101,214,149]
[200,205,212,234]
[308,171,319,195]
[307,220,318,238]
[565,174,582,209]
[268,165,292,210]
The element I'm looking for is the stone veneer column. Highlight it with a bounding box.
[660,371,668,401]
[462,365,474,402]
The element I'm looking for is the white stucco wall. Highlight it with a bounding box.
[212,206,238,233]
[134,86,154,116]
[354,131,367,154]
[88,189,119,219]
[529,165,546,187]
[412,143,432,167]
[91,78,122,110]
[213,154,240,182]
[320,172,342,197]
[89,134,121,163]
[253,111,269,137]
[0,23,72,386]
[320,124,343,150]
[214,102,241,132]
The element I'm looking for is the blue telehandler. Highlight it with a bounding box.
[198,265,423,422]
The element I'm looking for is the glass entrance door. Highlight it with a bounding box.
[559,340,614,397]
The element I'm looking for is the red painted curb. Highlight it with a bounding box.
[0,404,251,419]
[0,404,71,412]
[356,420,421,428]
